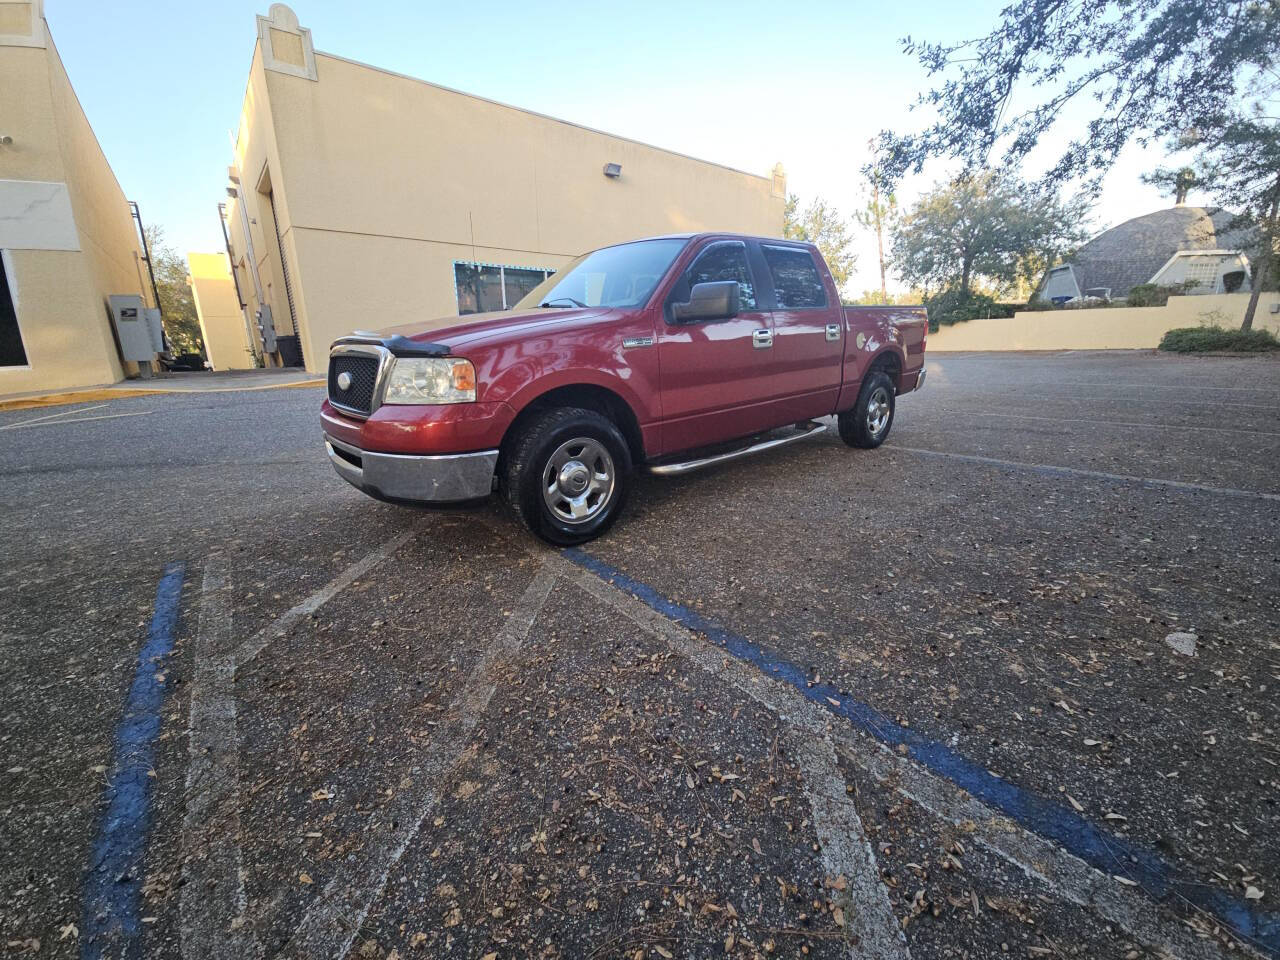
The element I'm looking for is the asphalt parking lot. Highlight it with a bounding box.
[1,351,1277,960]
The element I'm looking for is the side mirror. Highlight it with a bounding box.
[672,281,740,323]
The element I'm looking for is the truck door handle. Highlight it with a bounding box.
[753,328,773,349]
[825,323,841,341]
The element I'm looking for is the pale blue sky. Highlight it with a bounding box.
[47,0,1189,294]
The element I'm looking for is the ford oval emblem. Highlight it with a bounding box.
[337,371,353,390]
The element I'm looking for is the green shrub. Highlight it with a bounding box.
[1126,281,1203,307]
[1158,325,1280,353]
[924,290,1016,332]
[1021,297,1059,311]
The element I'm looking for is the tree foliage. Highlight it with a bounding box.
[853,157,900,300]
[852,288,924,306]
[1191,115,1280,328]
[783,194,858,293]
[1142,166,1199,205]
[875,0,1279,192]
[144,226,205,356]
[890,171,1088,298]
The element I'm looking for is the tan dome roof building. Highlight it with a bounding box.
[1039,206,1255,302]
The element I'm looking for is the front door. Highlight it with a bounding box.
[656,239,777,455]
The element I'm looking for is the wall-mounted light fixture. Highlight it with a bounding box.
[603,162,622,179]
[226,186,238,198]
[0,135,13,146]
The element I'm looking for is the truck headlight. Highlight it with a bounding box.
[383,357,476,404]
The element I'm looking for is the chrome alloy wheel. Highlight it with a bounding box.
[866,386,892,436]
[542,437,616,525]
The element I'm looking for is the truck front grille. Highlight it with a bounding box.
[328,354,381,416]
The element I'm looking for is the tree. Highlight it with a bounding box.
[144,226,205,356]
[1144,94,1279,328]
[783,194,858,293]
[1191,116,1280,330]
[890,171,1088,299]
[1143,166,1199,206]
[853,155,899,300]
[874,0,1279,193]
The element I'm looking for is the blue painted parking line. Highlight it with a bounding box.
[82,563,185,960]
[564,548,1279,956]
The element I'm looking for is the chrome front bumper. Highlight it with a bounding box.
[324,435,498,503]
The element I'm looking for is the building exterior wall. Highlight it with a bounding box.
[228,5,786,374]
[927,292,1280,352]
[0,7,150,397]
[188,252,256,370]
[226,42,298,369]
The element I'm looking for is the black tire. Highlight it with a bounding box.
[838,370,896,448]
[501,406,632,545]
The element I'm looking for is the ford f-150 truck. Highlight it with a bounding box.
[321,233,927,544]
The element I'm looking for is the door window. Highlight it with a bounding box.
[685,242,757,310]
[762,245,827,309]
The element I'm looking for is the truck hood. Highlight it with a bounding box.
[368,306,610,352]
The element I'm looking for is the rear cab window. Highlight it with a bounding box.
[761,244,827,309]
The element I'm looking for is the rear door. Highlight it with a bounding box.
[758,241,844,421]
[656,239,778,454]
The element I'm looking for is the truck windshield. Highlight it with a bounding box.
[514,238,688,311]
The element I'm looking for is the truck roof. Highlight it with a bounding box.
[621,231,813,245]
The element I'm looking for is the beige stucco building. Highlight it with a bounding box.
[225,4,787,374]
[0,0,156,397]
[187,252,257,370]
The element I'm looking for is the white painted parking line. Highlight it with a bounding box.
[895,446,1280,502]
[550,554,1237,960]
[552,559,909,957]
[281,563,558,960]
[232,530,416,669]
[786,731,911,960]
[943,378,1280,396]
[0,410,153,430]
[961,410,1280,438]
[1008,394,1277,412]
[180,532,417,959]
[182,554,261,960]
[0,403,109,429]
[833,741,1235,960]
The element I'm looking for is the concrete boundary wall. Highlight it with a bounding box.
[927,292,1280,352]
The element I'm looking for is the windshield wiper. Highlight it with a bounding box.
[540,297,587,308]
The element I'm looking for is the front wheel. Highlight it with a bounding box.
[838,371,896,448]
[501,406,632,545]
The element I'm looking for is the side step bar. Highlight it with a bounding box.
[647,421,827,477]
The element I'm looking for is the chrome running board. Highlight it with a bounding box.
[647,421,827,477]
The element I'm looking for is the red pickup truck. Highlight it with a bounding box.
[321,233,927,544]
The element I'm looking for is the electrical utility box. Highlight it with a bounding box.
[108,294,162,377]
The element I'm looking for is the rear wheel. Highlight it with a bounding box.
[502,407,632,545]
[838,370,896,448]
